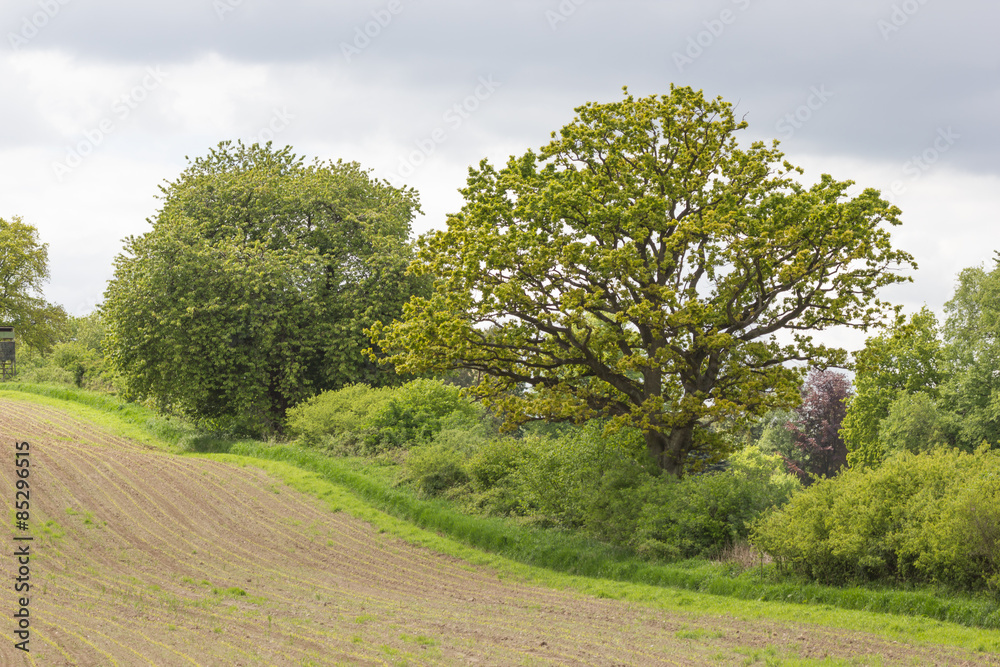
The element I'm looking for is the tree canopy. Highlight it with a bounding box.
[102,142,425,434]
[844,257,1000,468]
[0,215,67,352]
[370,86,916,476]
[842,308,945,468]
[940,256,1000,448]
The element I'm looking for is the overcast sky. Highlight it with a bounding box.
[1,0,997,352]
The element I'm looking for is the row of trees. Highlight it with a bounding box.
[738,253,1000,481]
[10,86,988,479]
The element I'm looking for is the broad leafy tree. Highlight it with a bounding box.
[103,142,425,434]
[842,308,944,468]
[370,87,916,476]
[877,391,951,456]
[940,255,1000,448]
[844,260,1000,468]
[0,215,67,352]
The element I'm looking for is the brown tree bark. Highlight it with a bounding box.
[644,424,695,477]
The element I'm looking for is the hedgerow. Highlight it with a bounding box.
[752,447,1000,592]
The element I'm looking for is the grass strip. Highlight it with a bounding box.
[0,383,194,450]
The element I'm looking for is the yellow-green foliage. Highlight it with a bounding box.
[366,378,479,449]
[753,447,1000,591]
[286,383,395,446]
[370,86,915,477]
[287,379,480,453]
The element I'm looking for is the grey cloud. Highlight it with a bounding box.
[3,0,997,176]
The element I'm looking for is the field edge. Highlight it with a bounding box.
[4,386,999,658]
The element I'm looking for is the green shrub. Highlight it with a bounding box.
[466,437,537,515]
[616,445,800,561]
[364,378,479,450]
[462,421,650,524]
[285,383,394,448]
[288,379,484,454]
[404,442,470,498]
[459,426,796,560]
[753,447,1000,591]
[51,342,102,387]
[518,423,649,528]
[430,415,492,456]
[467,437,532,490]
[578,458,651,547]
[16,363,76,386]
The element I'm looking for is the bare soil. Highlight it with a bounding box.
[1,396,998,666]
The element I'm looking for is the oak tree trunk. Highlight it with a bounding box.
[644,424,695,477]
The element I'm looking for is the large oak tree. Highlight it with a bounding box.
[370,87,916,476]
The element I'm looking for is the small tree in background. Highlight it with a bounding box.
[940,255,1000,449]
[785,369,851,482]
[0,215,67,353]
[841,308,944,468]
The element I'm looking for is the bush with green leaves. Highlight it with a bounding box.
[14,352,76,386]
[404,442,470,498]
[285,383,394,449]
[516,422,649,528]
[458,424,796,560]
[456,421,649,522]
[287,378,481,453]
[49,342,102,388]
[10,313,114,390]
[365,378,479,450]
[752,447,1000,591]
[586,445,800,561]
[465,436,539,516]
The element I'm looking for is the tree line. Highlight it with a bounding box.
[6,86,991,474]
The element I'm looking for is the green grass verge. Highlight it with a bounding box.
[0,383,194,451]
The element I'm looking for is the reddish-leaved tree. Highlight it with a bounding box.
[785,369,852,483]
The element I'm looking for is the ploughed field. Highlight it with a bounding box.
[1,396,997,666]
